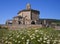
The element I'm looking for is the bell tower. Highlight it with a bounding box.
[26,3,31,10]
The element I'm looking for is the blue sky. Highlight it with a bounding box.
[0,0,60,24]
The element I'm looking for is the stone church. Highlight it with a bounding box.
[6,3,60,28]
[6,3,40,25]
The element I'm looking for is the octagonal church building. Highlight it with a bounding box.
[6,3,40,25]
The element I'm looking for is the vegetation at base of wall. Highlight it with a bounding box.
[0,26,8,30]
[0,28,60,44]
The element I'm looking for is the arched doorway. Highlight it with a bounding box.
[18,21,21,24]
[31,21,35,24]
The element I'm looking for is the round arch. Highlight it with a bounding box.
[18,21,21,24]
[31,21,35,24]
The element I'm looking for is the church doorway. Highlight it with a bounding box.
[31,21,35,24]
[18,21,21,24]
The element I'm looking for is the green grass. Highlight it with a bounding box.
[0,28,60,44]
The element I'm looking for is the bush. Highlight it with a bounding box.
[0,26,8,30]
[0,26,1,29]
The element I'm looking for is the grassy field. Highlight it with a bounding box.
[0,28,60,44]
